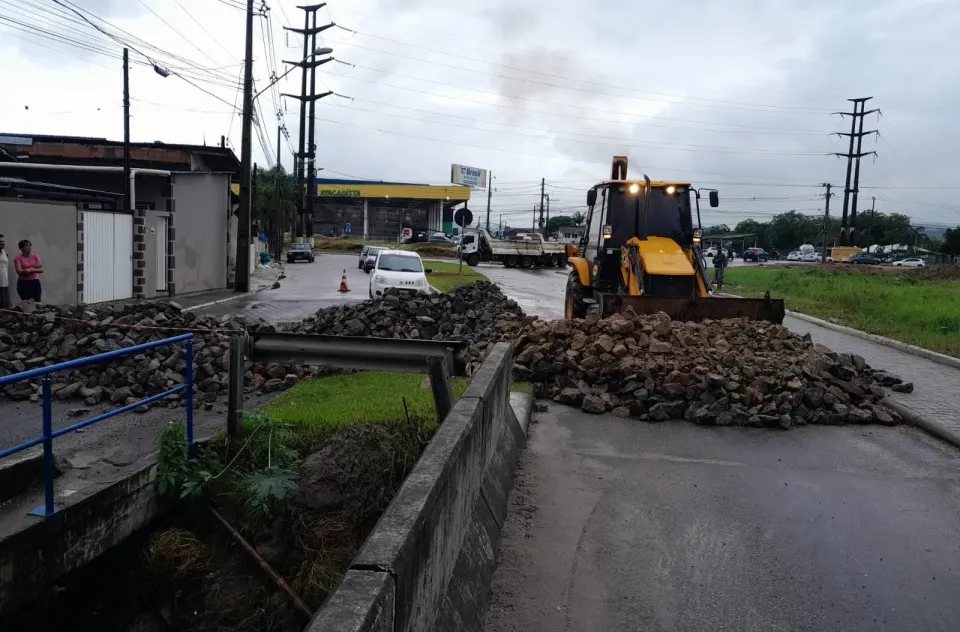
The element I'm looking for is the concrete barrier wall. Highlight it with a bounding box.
[0,457,159,613]
[307,342,527,632]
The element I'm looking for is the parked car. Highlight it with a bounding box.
[786,251,801,261]
[369,250,430,298]
[800,252,820,262]
[427,233,453,244]
[849,253,882,265]
[361,246,383,272]
[286,242,314,263]
[742,247,769,262]
[703,247,717,258]
[768,249,782,260]
[893,257,926,267]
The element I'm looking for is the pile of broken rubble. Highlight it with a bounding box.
[0,301,329,409]
[291,282,530,367]
[513,309,910,428]
[0,283,527,408]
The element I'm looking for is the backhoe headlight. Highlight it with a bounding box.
[693,228,703,244]
[628,183,640,194]
[665,185,676,195]
[602,225,613,239]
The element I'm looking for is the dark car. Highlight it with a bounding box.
[742,247,769,262]
[768,249,782,260]
[362,247,383,272]
[286,242,314,263]
[849,253,881,265]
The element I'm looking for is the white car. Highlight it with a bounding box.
[369,250,430,298]
[894,257,926,267]
[801,252,820,262]
[786,251,801,261]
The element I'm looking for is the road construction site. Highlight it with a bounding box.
[2,244,960,631]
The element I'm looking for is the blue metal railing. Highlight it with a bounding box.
[0,333,195,517]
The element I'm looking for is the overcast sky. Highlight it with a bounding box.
[2,0,959,230]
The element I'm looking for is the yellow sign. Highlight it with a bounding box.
[314,182,470,201]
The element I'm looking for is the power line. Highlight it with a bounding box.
[171,0,238,61]
[308,114,832,185]
[133,0,220,65]
[329,67,833,135]
[320,100,828,156]
[332,32,832,114]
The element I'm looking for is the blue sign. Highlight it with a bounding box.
[344,222,352,233]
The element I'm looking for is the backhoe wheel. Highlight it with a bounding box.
[519,256,533,269]
[465,253,480,267]
[564,272,588,319]
[504,256,517,268]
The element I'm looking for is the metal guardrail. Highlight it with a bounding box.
[0,333,195,517]
[227,333,469,435]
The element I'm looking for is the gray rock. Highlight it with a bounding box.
[891,382,914,393]
[581,395,606,414]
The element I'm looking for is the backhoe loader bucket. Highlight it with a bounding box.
[598,294,785,324]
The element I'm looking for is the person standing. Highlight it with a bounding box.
[713,248,728,289]
[0,234,10,309]
[14,239,43,303]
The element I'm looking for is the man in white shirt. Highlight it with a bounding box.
[0,234,10,309]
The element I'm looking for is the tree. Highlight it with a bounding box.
[253,165,297,253]
[546,215,575,235]
[939,227,960,255]
[703,224,731,236]
[571,211,587,226]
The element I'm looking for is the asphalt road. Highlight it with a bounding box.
[197,253,370,324]
[484,406,960,632]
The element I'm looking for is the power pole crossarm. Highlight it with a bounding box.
[282,23,335,36]
[280,90,333,102]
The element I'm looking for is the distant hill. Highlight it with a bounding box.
[921,226,949,240]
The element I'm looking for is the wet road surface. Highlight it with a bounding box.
[196,253,370,324]
[485,405,960,632]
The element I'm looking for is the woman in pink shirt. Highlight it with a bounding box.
[14,239,43,303]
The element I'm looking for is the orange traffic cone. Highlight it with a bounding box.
[338,269,351,293]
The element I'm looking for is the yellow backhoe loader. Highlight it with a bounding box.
[564,156,785,323]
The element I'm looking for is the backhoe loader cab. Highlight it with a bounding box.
[564,157,785,324]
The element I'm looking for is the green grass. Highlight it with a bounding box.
[311,236,456,258]
[263,372,532,430]
[726,267,960,357]
[264,371,469,431]
[423,259,489,292]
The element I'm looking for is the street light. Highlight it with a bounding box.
[255,46,333,100]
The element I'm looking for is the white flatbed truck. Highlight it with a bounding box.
[458,228,568,268]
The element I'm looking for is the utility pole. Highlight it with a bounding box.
[546,196,551,234]
[282,4,334,239]
[122,48,131,213]
[821,183,833,263]
[866,196,876,250]
[833,97,879,246]
[538,177,545,235]
[485,170,493,231]
[275,124,283,260]
[532,205,537,233]
[234,0,255,292]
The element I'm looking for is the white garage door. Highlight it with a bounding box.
[84,211,134,303]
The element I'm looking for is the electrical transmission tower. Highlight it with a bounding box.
[833,97,879,246]
[282,4,334,238]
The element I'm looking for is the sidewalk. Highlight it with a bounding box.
[784,315,960,438]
